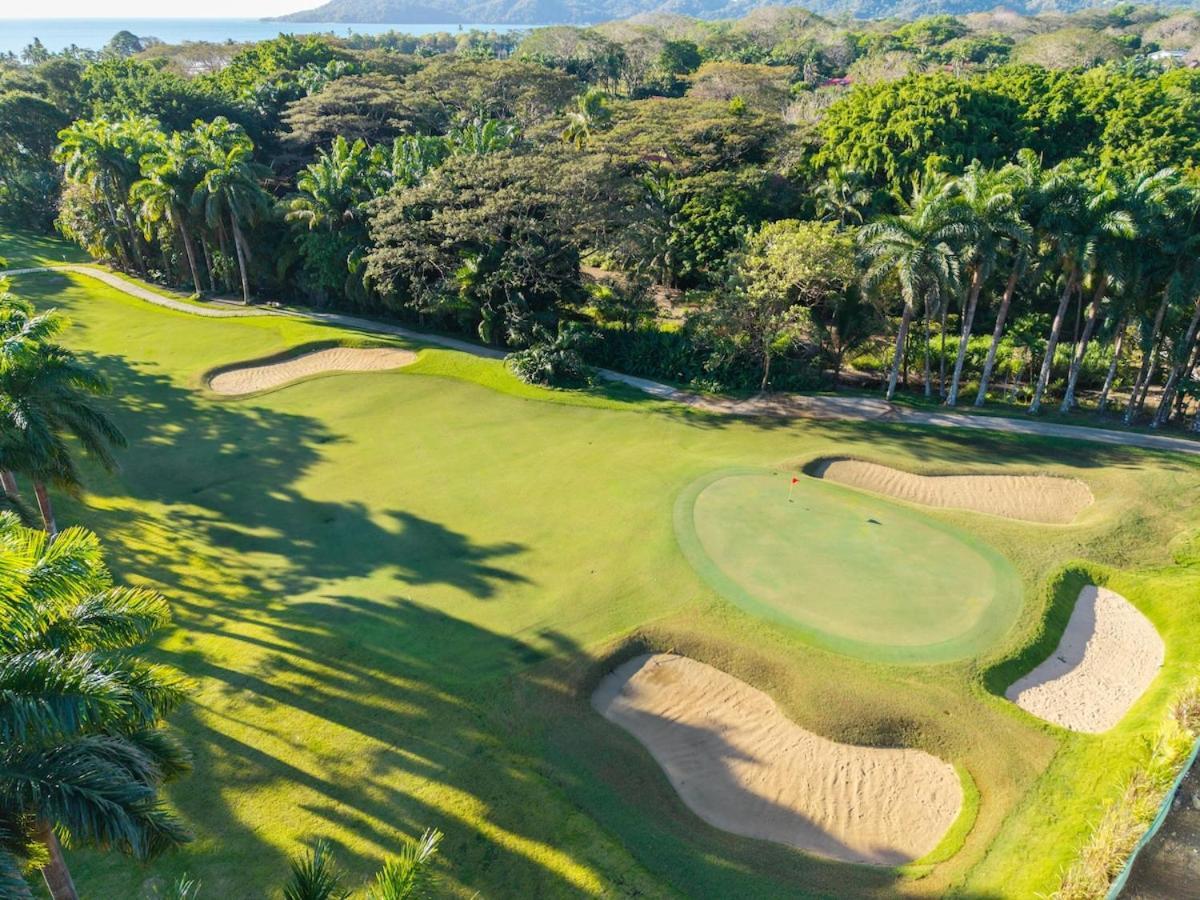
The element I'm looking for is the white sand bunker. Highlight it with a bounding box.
[209,346,417,395]
[1006,586,1164,733]
[809,457,1092,524]
[593,653,962,865]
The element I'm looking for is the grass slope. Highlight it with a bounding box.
[4,232,1200,898]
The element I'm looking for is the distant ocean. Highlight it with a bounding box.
[0,19,521,56]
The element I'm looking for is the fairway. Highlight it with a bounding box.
[5,255,1200,900]
[676,471,1022,662]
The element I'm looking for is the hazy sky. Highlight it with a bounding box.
[3,0,314,15]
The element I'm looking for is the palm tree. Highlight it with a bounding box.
[54,117,157,274]
[0,296,125,535]
[1027,168,1133,415]
[287,135,374,233]
[0,513,190,899]
[860,175,961,401]
[944,160,1029,406]
[132,130,208,295]
[561,88,610,149]
[371,135,449,193]
[815,166,873,227]
[284,829,442,900]
[974,149,1044,407]
[446,117,517,157]
[192,118,271,305]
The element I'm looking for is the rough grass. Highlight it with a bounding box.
[4,231,1200,898]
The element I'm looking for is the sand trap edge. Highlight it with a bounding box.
[1004,585,1165,733]
[592,653,964,866]
[204,343,418,396]
[803,456,1093,524]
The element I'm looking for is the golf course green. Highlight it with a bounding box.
[677,470,1022,662]
[5,234,1200,899]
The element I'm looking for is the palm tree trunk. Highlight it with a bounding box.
[975,264,1020,407]
[922,296,933,398]
[1097,321,1125,413]
[1153,297,1200,428]
[760,339,771,392]
[1059,276,1106,413]
[886,300,914,402]
[229,212,252,305]
[1124,288,1172,425]
[947,268,983,406]
[122,205,148,277]
[938,298,948,398]
[176,215,204,296]
[100,192,133,270]
[33,481,57,536]
[1029,269,1077,415]
[38,822,78,900]
[1,470,19,498]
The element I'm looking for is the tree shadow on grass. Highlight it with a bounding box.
[55,349,1019,897]
[72,353,528,602]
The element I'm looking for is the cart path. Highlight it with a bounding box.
[9,264,1200,457]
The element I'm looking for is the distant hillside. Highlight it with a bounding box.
[272,0,1187,26]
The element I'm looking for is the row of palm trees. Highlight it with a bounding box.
[858,152,1200,427]
[56,113,522,308]
[56,116,270,304]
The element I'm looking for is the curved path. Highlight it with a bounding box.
[9,264,1200,456]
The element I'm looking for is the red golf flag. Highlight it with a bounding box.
[791,477,799,485]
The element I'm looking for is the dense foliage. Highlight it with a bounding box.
[5,6,1200,415]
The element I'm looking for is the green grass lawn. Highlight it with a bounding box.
[6,232,1200,898]
[676,469,1022,663]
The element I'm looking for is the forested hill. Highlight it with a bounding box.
[273,0,1190,25]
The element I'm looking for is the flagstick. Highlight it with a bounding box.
[788,477,797,501]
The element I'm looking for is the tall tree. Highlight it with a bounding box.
[860,176,961,401]
[0,294,126,535]
[974,149,1045,407]
[1027,167,1133,415]
[132,129,207,294]
[193,118,271,305]
[54,117,158,274]
[0,513,190,899]
[944,160,1029,406]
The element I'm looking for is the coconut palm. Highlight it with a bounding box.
[287,135,374,233]
[974,149,1045,407]
[192,118,271,305]
[0,297,125,535]
[815,166,873,227]
[944,161,1029,406]
[860,175,961,401]
[54,117,157,274]
[1027,167,1134,415]
[0,513,190,899]
[561,88,610,149]
[1059,170,1170,413]
[284,829,442,900]
[132,130,208,295]
[446,117,517,157]
[371,135,449,193]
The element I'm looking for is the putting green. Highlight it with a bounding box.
[675,470,1023,663]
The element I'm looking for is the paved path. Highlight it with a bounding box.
[10,264,1200,457]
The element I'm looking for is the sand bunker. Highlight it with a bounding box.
[1006,586,1164,733]
[209,347,416,395]
[808,458,1092,524]
[593,653,962,865]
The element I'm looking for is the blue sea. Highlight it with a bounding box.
[0,18,522,56]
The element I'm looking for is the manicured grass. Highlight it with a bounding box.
[5,232,1200,898]
[675,469,1022,663]
[0,228,89,267]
